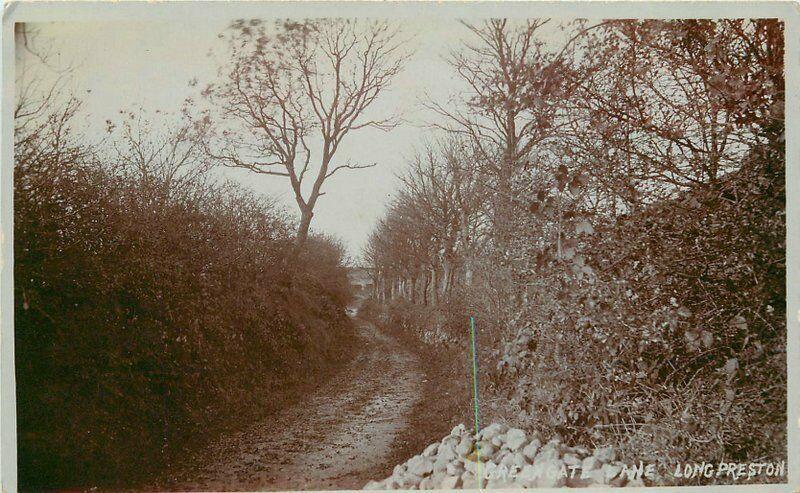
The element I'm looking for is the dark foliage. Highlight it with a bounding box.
[14,109,355,489]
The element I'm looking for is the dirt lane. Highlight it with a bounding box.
[171,319,425,491]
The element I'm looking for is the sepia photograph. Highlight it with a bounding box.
[2,2,796,492]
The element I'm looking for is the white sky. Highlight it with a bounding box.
[20,19,565,258]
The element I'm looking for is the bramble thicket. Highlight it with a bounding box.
[364,19,785,479]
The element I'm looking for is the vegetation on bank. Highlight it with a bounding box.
[364,19,786,482]
[13,16,408,490]
[14,101,355,489]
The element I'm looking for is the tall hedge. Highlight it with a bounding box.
[14,113,355,489]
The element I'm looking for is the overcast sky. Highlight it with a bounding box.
[20,19,565,258]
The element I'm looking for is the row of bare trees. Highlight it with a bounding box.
[365,19,784,311]
[364,138,487,303]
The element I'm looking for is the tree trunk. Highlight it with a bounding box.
[440,258,451,299]
[296,207,314,251]
[423,271,430,306]
[431,267,438,305]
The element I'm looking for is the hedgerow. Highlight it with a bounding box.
[14,106,356,489]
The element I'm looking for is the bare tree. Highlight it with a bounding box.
[428,19,570,253]
[560,19,783,209]
[398,138,488,299]
[109,109,214,208]
[204,19,409,252]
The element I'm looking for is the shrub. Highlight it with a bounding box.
[14,109,356,489]
[486,157,786,473]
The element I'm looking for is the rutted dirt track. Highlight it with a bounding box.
[172,319,425,491]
